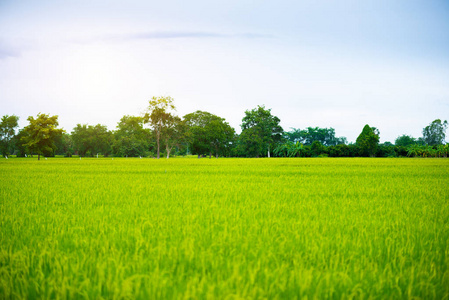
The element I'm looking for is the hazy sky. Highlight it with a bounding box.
[1,0,448,143]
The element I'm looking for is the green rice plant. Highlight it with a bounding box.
[1,158,448,299]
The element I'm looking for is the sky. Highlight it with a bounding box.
[1,0,448,143]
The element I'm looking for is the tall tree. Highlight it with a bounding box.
[12,129,28,157]
[394,135,416,147]
[21,113,64,160]
[0,115,19,156]
[286,127,346,146]
[311,140,326,157]
[208,117,235,158]
[113,115,152,157]
[72,124,90,156]
[184,111,211,156]
[72,124,112,156]
[54,133,74,156]
[356,124,380,157]
[422,119,448,145]
[162,115,187,159]
[240,105,283,158]
[144,96,176,159]
[184,110,235,158]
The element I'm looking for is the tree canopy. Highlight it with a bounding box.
[21,113,64,160]
[2,101,448,159]
[0,115,19,156]
[184,110,235,158]
[423,119,448,146]
[144,96,177,159]
[395,135,417,147]
[240,105,283,158]
[72,124,112,157]
[286,127,346,146]
[113,115,151,157]
[356,125,380,157]
[161,114,187,159]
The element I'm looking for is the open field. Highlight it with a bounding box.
[1,158,448,299]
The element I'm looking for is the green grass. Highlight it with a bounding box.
[1,158,448,299]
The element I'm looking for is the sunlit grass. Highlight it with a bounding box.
[1,158,448,299]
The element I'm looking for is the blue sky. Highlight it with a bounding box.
[1,0,448,142]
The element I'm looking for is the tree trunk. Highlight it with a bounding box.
[156,135,160,159]
[209,151,212,159]
[268,144,270,158]
[156,123,161,159]
[38,154,40,160]
[166,144,171,159]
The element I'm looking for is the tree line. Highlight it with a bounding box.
[1,97,448,159]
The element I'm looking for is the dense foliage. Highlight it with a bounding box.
[143,96,177,159]
[21,113,64,160]
[356,125,380,157]
[72,124,113,157]
[1,99,447,158]
[0,115,19,156]
[184,111,235,158]
[112,116,152,158]
[423,119,448,146]
[239,105,283,158]
[285,127,346,146]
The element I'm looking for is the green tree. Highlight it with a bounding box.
[184,111,212,157]
[436,144,448,158]
[12,129,28,157]
[422,119,448,145]
[356,124,380,157]
[144,96,177,159]
[273,141,304,157]
[395,135,416,147]
[311,140,326,157]
[286,127,346,146]
[237,127,264,157]
[71,124,90,156]
[72,124,112,156]
[113,115,152,157]
[209,117,235,158]
[54,133,74,156]
[273,142,289,157]
[406,144,422,157]
[377,142,396,157]
[0,115,19,156]
[21,113,64,160]
[240,105,283,158]
[184,110,235,158]
[162,115,188,159]
[328,144,355,157]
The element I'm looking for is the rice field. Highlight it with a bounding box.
[0,157,448,299]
